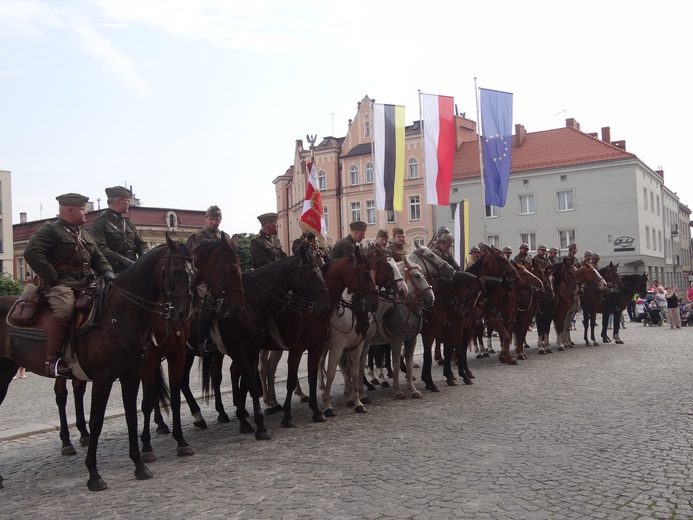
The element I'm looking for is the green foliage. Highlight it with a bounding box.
[235,233,254,274]
[0,274,25,296]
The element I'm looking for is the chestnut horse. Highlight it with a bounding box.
[0,236,194,491]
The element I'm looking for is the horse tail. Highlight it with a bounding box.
[201,356,212,404]
[155,363,171,414]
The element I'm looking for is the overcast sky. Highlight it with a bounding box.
[1,0,690,234]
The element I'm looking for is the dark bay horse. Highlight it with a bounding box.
[511,263,546,360]
[535,258,574,354]
[600,272,648,345]
[579,264,609,346]
[209,246,331,439]
[0,236,194,491]
[139,233,244,462]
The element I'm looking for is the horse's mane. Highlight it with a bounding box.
[483,276,503,293]
[621,274,644,289]
[451,271,477,286]
[114,243,169,287]
[193,235,239,263]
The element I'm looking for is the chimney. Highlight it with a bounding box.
[655,168,664,180]
[601,127,611,143]
[611,140,626,150]
[515,124,526,146]
[20,212,27,223]
[566,118,580,130]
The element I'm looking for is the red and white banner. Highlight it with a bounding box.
[299,160,325,245]
[422,93,455,206]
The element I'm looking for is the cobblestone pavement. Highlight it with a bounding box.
[1,321,692,519]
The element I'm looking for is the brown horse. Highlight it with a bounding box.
[599,270,647,345]
[0,235,194,491]
[512,262,546,360]
[579,264,609,346]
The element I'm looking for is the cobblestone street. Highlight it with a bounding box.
[1,322,692,519]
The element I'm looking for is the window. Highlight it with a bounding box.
[656,195,660,215]
[409,195,421,221]
[408,158,419,179]
[643,188,648,210]
[559,229,575,250]
[519,194,536,214]
[557,190,574,211]
[323,206,329,230]
[386,210,396,224]
[318,170,326,190]
[652,228,657,250]
[415,238,426,247]
[349,165,359,186]
[658,230,662,251]
[18,257,25,281]
[366,200,376,225]
[365,163,374,184]
[350,202,361,222]
[485,205,499,218]
[645,226,650,248]
[520,233,537,251]
[364,119,370,137]
[487,235,500,248]
[166,211,178,230]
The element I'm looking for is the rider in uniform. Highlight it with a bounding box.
[250,212,287,269]
[582,250,593,267]
[330,220,367,260]
[466,246,481,269]
[591,252,601,269]
[548,246,560,264]
[563,243,580,267]
[502,246,513,260]
[188,205,223,246]
[388,227,407,262]
[514,243,532,266]
[534,244,550,268]
[89,186,149,275]
[24,193,114,378]
[431,233,460,270]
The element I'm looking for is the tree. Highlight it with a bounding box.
[235,233,254,274]
[0,274,24,296]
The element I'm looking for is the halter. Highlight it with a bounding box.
[197,244,245,318]
[402,264,434,307]
[368,247,405,298]
[411,248,449,287]
[340,261,379,313]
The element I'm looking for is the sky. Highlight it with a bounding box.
[1,0,691,235]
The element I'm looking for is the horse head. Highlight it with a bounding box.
[401,256,435,308]
[599,262,623,289]
[161,233,195,324]
[576,263,606,290]
[294,245,332,316]
[471,245,519,281]
[367,245,407,299]
[409,244,456,285]
[344,250,379,313]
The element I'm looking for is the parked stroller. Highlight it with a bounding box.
[645,304,663,326]
[680,302,693,327]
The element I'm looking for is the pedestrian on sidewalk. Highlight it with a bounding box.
[666,287,682,329]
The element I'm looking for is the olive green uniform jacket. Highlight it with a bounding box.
[430,244,460,271]
[24,218,112,290]
[90,208,149,273]
[388,244,407,263]
[329,235,358,261]
[250,231,287,268]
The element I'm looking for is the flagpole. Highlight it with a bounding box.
[418,89,433,244]
[474,77,488,243]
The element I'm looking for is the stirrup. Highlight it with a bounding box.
[199,338,217,356]
[46,358,72,379]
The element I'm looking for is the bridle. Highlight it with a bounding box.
[197,244,245,318]
[411,248,450,287]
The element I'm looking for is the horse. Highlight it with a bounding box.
[0,235,194,491]
[206,246,331,439]
[139,233,244,462]
[535,259,574,354]
[579,264,609,346]
[259,246,399,426]
[549,259,579,351]
[599,272,648,345]
[511,263,546,360]
[594,262,622,344]
[363,256,435,399]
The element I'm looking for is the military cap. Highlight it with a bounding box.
[519,243,529,249]
[205,205,222,218]
[392,227,405,236]
[537,244,547,250]
[105,186,132,199]
[568,243,577,250]
[549,247,559,253]
[478,241,489,250]
[592,252,600,258]
[438,233,454,245]
[437,226,451,235]
[502,246,513,253]
[56,193,89,207]
[470,246,480,254]
[257,212,278,225]
[376,229,389,239]
[349,220,367,231]
[583,250,593,256]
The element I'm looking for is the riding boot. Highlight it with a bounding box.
[45,316,72,378]
[198,318,217,356]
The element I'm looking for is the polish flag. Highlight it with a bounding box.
[422,93,455,206]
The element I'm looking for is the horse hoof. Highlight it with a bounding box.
[281,419,296,428]
[463,378,473,385]
[476,354,483,359]
[487,349,496,354]
[538,350,546,355]
[193,420,208,429]
[324,408,337,418]
[312,413,326,423]
[264,405,283,415]
[545,349,553,354]
[369,378,380,385]
[217,413,231,423]
[361,396,372,404]
[425,384,440,393]
[300,395,309,403]
[80,436,91,447]
[156,425,170,435]
[176,446,195,457]
[239,423,255,434]
[483,352,490,358]
[395,393,406,400]
[446,379,457,386]
[354,406,367,414]
[346,400,355,408]
[412,392,422,399]
[380,381,390,388]
[135,466,153,481]
[616,340,624,344]
[61,445,77,456]
[141,451,156,463]
[466,372,475,379]
[436,359,444,365]
[593,342,600,346]
[87,477,108,491]
[255,431,271,441]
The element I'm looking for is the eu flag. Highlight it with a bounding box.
[480,88,513,207]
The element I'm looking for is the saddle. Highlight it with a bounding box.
[7,282,107,380]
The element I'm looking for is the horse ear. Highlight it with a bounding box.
[230,233,239,246]
[165,232,175,249]
[415,242,422,250]
[355,246,362,260]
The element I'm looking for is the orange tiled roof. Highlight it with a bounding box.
[453,126,635,179]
